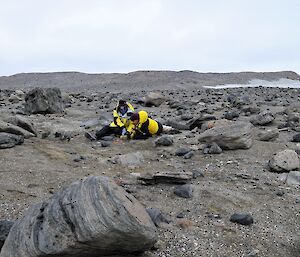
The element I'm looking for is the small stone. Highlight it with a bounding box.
[155,135,173,146]
[101,141,110,147]
[175,147,192,156]
[183,151,194,159]
[174,184,194,198]
[192,170,204,179]
[146,208,171,227]
[230,213,253,225]
[292,133,300,142]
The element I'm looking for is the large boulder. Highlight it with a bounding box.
[0,133,24,149]
[268,149,300,173]
[0,176,157,257]
[198,121,253,150]
[0,120,35,139]
[24,87,64,114]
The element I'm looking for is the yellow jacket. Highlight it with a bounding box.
[128,111,161,138]
[110,102,134,128]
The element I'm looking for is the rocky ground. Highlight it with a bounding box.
[0,73,300,257]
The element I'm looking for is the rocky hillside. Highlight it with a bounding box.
[0,70,299,92]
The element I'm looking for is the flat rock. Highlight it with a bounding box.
[268,149,300,173]
[0,133,24,149]
[198,121,253,150]
[0,176,157,257]
[139,171,193,185]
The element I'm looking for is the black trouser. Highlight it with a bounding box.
[95,125,122,140]
[133,121,163,140]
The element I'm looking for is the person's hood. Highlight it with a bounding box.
[139,111,148,123]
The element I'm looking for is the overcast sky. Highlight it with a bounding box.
[0,0,299,76]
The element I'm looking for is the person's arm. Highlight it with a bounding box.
[113,110,125,128]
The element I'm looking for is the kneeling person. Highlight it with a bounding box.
[128,111,163,139]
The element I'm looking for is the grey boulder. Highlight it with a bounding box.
[4,116,37,136]
[0,133,24,149]
[268,149,300,173]
[24,87,64,114]
[250,111,275,126]
[0,176,157,257]
[143,92,165,107]
[198,121,253,150]
[0,120,35,139]
[256,129,279,141]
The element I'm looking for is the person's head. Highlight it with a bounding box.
[130,112,139,125]
[118,100,128,115]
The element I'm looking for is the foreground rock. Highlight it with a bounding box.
[24,87,64,114]
[0,221,14,250]
[268,150,300,173]
[198,121,253,150]
[0,176,157,257]
[278,171,300,186]
[0,133,24,149]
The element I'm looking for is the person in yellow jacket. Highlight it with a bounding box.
[85,100,134,140]
[127,110,163,139]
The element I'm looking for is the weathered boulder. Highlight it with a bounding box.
[4,116,37,136]
[0,120,35,138]
[0,176,157,257]
[24,87,64,114]
[0,133,24,149]
[250,111,275,126]
[198,121,253,150]
[143,92,165,107]
[268,149,300,173]
[0,221,14,250]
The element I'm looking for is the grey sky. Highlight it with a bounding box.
[0,0,299,76]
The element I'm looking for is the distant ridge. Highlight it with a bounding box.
[0,70,299,92]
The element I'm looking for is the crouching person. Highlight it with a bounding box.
[127,111,165,139]
[85,100,134,140]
